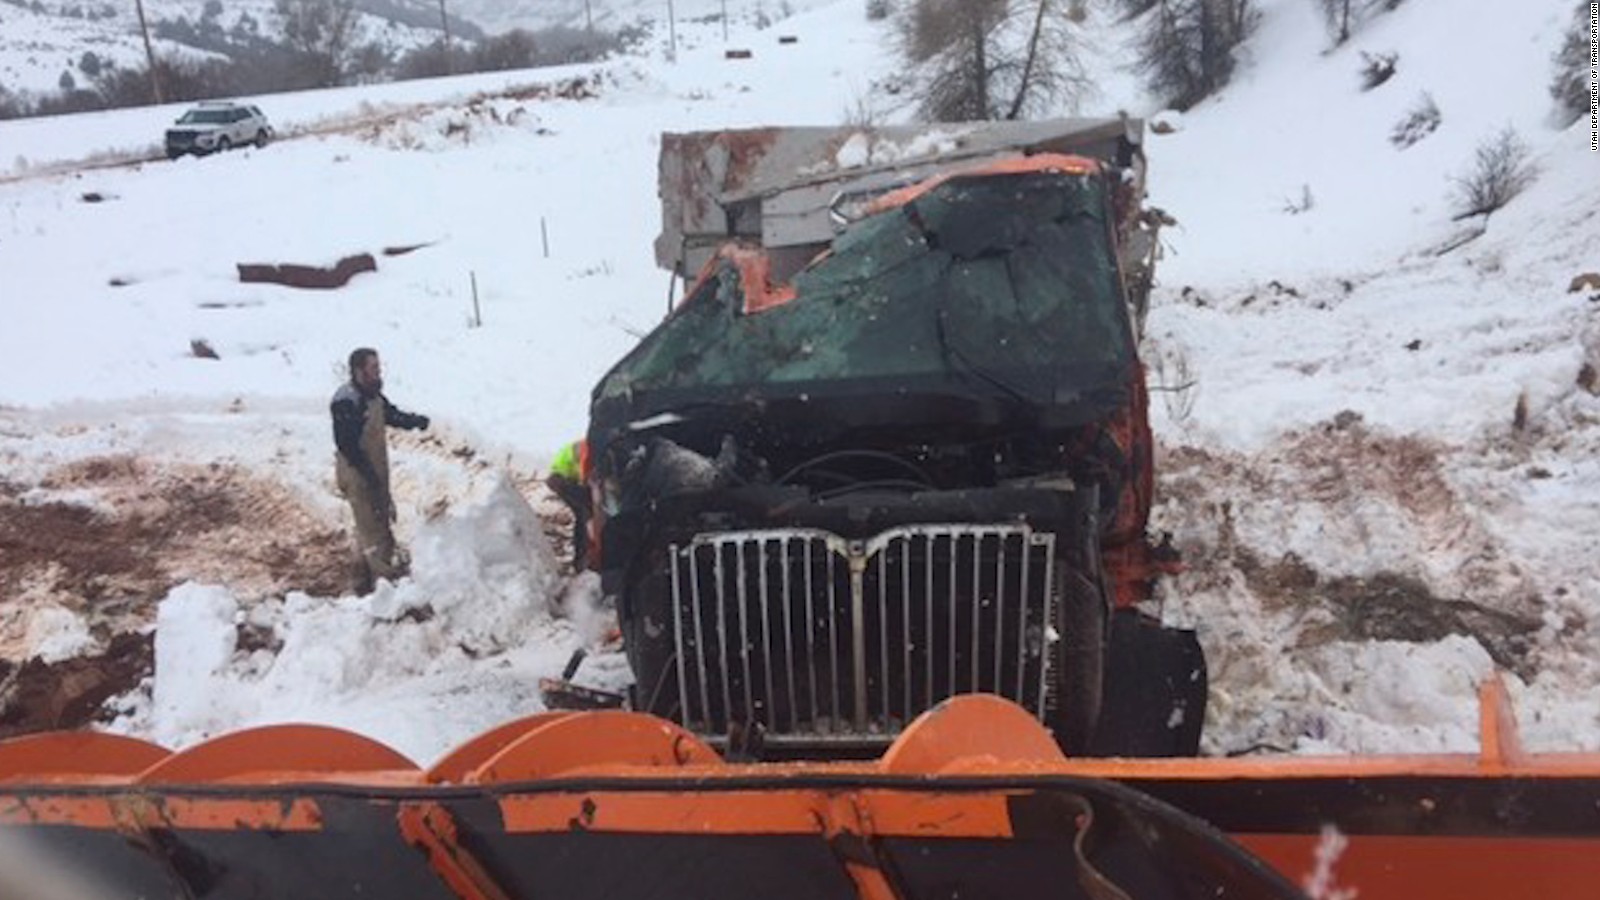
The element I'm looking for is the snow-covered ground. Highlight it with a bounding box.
[1,0,1596,765]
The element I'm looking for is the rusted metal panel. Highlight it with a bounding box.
[657,119,1145,283]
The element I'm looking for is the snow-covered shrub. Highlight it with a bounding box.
[1389,91,1440,149]
[1358,50,1397,90]
[841,91,882,126]
[866,0,894,20]
[1451,127,1538,219]
[1282,183,1315,214]
[0,84,25,121]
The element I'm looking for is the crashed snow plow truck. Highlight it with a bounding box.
[1,122,1597,900]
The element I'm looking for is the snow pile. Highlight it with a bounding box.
[357,99,550,153]
[828,127,970,170]
[124,474,598,763]
[22,606,99,665]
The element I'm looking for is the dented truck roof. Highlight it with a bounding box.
[595,157,1136,442]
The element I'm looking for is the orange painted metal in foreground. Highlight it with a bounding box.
[0,731,168,783]
[135,723,418,784]
[0,691,1596,899]
[0,793,323,831]
[1240,834,1600,900]
[864,153,1100,215]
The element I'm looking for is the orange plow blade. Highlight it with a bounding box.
[0,690,1595,899]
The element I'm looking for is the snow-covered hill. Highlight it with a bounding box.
[0,0,471,96]
[0,0,821,98]
[0,0,1595,764]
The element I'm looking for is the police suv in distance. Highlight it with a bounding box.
[165,101,273,159]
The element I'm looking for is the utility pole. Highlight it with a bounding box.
[721,0,728,41]
[585,0,593,31]
[133,0,163,104]
[666,0,678,61]
[438,0,453,75]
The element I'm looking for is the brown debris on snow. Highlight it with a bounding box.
[237,253,377,290]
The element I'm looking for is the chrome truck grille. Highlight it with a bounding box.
[668,524,1057,744]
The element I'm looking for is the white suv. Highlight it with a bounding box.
[165,101,273,159]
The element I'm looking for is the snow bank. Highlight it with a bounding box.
[124,474,602,764]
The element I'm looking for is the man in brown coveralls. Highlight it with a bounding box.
[331,348,429,593]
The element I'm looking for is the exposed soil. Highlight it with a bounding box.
[1237,550,1541,678]
[1156,414,1545,678]
[0,455,354,739]
[0,632,152,736]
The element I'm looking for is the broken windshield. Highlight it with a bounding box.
[598,170,1131,409]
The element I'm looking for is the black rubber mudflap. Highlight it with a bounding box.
[1089,610,1207,757]
[884,779,1305,900]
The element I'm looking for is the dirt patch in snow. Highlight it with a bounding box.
[1156,414,1545,676]
[1236,551,1540,677]
[1,455,351,612]
[0,633,152,738]
[0,455,355,736]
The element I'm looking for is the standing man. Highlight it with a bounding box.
[331,347,429,593]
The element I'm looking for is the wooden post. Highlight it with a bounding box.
[585,0,593,31]
[540,217,550,258]
[470,271,481,327]
[721,0,728,41]
[133,0,163,104]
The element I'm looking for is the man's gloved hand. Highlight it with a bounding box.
[418,415,430,430]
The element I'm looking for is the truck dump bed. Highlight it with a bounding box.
[655,118,1159,331]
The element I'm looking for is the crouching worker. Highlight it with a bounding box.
[547,438,592,568]
[331,347,429,594]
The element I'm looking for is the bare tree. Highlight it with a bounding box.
[474,29,538,72]
[1313,0,1410,46]
[1110,0,1159,17]
[1132,0,1255,110]
[274,0,358,87]
[900,0,1090,122]
[1315,0,1352,44]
